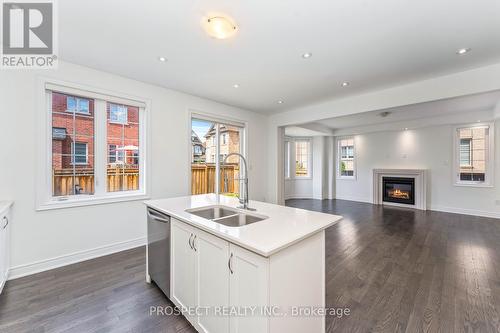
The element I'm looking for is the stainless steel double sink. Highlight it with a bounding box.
[185,205,268,227]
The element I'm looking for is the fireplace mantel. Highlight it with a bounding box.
[373,169,427,210]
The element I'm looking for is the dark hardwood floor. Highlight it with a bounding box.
[1,199,500,332]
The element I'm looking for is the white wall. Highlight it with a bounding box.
[0,61,268,277]
[334,123,500,217]
[268,62,500,203]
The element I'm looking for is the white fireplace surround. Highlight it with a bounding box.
[373,169,427,210]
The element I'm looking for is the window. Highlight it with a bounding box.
[109,103,128,124]
[338,137,355,179]
[72,143,88,165]
[454,124,494,186]
[190,117,245,196]
[38,81,148,210]
[284,141,291,179]
[295,140,310,177]
[67,96,90,114]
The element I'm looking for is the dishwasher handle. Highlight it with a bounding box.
[147,209,170,223]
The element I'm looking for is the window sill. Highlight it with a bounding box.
[453,182,493,188]
[293,176,313,180]
[36,192,150,211]
[337,176,356,181]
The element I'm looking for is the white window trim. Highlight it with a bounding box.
[36,78,151,210]
[188,110,248,196]
[337,136,356,180]
[453,122,494,188]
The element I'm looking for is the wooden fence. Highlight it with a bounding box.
[53,166,139,196]
[191,163,240,195]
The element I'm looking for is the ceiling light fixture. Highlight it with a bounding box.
[203,16,237,39]
[233,84,240,88]
[404,128,409,131]
[302,52,312,59]
[341,81,350,87]
[277,100,284,104]
[456,48,471,55]
[158,56,167,62]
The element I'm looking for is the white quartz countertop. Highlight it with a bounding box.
[144,194,342,257]
[0,201,13,216]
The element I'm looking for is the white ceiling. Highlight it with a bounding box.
[314,90,500,130]
[59,0,500,114]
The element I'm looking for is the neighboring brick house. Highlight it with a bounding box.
[52,92,95,171]
[204,124,241,164]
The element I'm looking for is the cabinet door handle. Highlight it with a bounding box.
[2,217,8,229]
[188,233,193,249]
[228,253,234,274]
[193,235,197,252]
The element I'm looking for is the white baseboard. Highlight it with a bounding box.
[334,195,373,204]
[8,236,147,280]
[430,205,500,219]
[284,195,314,200]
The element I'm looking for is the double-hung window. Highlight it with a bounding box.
[454,123,494,186]
[338,137,356,179]
[295,140,311,177]
[283,138,312,179]
[38,81,149,209]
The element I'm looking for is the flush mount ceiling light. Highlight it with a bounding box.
[302,52,312,59]
[203,16,237,39]
[456,48,471,55]
[341,81,350,87]
[158,56,167,62]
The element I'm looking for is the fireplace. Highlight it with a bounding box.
[382,177,415,205]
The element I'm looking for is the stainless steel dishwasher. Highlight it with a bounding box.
[147,207,170,298]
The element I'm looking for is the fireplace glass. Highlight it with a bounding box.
[382,177,415,205]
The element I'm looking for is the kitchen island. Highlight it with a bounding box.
[145,194,342,333]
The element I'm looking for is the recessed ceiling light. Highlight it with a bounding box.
[404,128,409,131]
[456,48,471,55]
[477,120,481,123]
[203,16,237,39]
[158,56,167,62]
[302,53,312,59]
[341,81,350,87]
[233,84,240,88]
[277,100,284,104]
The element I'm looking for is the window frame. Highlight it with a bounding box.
[36,78,151,210]
[284,140,291,180]
[453,123,494,188]
[337,136,356,180]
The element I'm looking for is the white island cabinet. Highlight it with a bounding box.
[146,194,342,333]
[0,201,13,294]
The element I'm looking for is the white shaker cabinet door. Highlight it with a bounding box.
[229,243,269,333]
